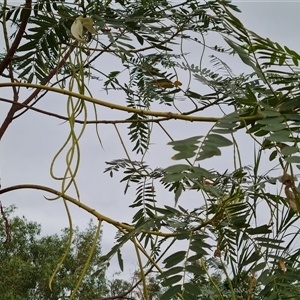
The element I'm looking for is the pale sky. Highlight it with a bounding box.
[0,1,300,277]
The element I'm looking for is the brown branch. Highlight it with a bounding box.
[0,97,170,124]
[0,0,31,141]
[0,45,75,140]
[0,0,31,75]
[22,45,75,106]
[0,184,176,238]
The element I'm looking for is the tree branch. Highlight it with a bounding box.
[0,0,31,75]
[0,184,176,237]
[0,97,171,124]
[0,82,226,122]
[0,45,75,140]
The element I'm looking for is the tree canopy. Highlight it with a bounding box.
[1,0,300,299]
[0,206,107,299]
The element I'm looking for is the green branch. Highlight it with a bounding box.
[0,82,263,123]
[0,184,176,238]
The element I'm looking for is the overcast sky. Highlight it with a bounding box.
[1,1,300,277]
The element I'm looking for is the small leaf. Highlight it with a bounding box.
[281,146,298,156]
[151,79,173,88]
[252,262,267,272]
[261,110,280,117]
[174,80,182,87]
[175,183,183,206]
[160,285,181,300]
[163,251,186,268]
[255,237,284,244]
[192,166,215,179]
[206,134,233,147]
[263,123,286,132]
[225,38,255,69]
[257,118,284,125]
[171,151,196,160]
[235,97,257,106]
[269,150,277,161]
[267,132,294,142]
[162,173,185,183]
[117,249,123,271]
[196,146,221,161]
[241,251,260,266]
[164,164,190,173]
[246,225,272,235]
[157,267,183,279]
[285,156,300,163]
[185,265,206,276]
[182,283,201,298]
[161,275,182,286]
[168,136,202,146]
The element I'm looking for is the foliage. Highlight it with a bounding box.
[106,271,167,300]
[1,0,300,299]
[0,206,107,299]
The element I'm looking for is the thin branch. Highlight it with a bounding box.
[0,97,170,124]
[0,46,75,140]
[0,82,226,122]
[0,0,31,75]
[0,184,176,238]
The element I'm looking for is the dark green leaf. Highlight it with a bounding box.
[196,145,221,161]
[285,156,300,163]
[174,183,183,206]
[164,164,191,173]
[281,146,298,156]
[163,251,186,268]
[252,262,267,272]
[168,136,202,146]
[117,249,124,271]
[267,132,294,142]
[206,134,233,147]
[161,275,182,286]
[162,173,186,182]
[269,150,277,161]
[158,267,183,280]
[185,265,206,276]
[160,285,181,300]
[246,225,272,235]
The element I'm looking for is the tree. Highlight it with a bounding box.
[0,0,300,299]
[0,205,107,299]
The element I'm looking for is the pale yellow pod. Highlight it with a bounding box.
[77,16,97,34]
[71,18,87,43]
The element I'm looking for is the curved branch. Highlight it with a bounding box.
[0,184,175,237]
[0,82,264,123]
[0,82,225,122]
[0,97,171,124]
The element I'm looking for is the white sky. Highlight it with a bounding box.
[0,1,300,277]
